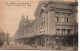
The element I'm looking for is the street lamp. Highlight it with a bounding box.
[7,32,9,45]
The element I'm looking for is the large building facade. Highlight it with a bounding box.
[15,0,78,49]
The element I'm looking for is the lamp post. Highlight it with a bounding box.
[7,32,9,45]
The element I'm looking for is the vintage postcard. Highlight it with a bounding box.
[0,0,78,50]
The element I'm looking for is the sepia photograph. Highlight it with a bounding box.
[0,0,78,50]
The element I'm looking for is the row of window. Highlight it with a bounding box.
[55,12,71,17]
[40,11,71,17]
[56,17,70,23]
[40,12,71,23]
[56,12,71,23]
[39,29,72,34]
[56,29,71,34]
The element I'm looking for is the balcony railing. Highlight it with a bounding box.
[56,23,73,26]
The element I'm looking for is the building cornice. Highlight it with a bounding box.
[34,1,77,17]
[34,1,47,17]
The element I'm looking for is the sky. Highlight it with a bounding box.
[0,0,77,37]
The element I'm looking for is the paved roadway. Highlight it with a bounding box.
[0,42,75,50]
[0,42,33,50]
[0,42,52,50]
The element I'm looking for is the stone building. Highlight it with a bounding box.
[0,32,6,42]
[15,0,78,48]
[34,1,78,47]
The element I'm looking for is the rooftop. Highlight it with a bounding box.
[34,0,77,16]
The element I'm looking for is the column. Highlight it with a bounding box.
[59,12,61,23]
[37,15,40,35]
[60,29,62,35]
[47,10,51,34]
[44,10,48,34]
[47,8,56,34]
[65,29,67,35]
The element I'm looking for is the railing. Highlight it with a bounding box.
[56,23,73,26]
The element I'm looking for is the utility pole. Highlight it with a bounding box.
[7,31,9,45]
[23,20,25,38]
